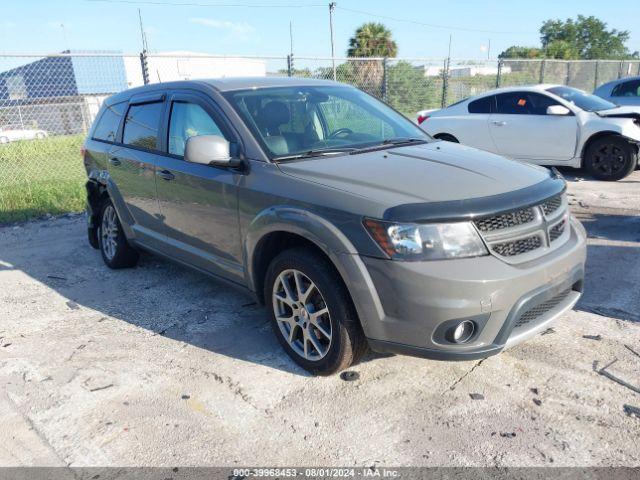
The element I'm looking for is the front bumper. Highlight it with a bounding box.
[349,217,587,361]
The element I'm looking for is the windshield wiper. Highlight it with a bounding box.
[273,148,356,162]
[349,137,427,154]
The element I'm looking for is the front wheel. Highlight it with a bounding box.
[584,136,637,181]
[264,247,367,375]
[98,199,139,269]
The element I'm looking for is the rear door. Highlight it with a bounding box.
[107,94,165,245]
[489,91,578,161]
[154,90,243,281]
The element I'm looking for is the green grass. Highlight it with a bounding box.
[0,134,86,224]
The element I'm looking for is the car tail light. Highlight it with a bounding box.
[80,146,86,158]
[417,114,429,125]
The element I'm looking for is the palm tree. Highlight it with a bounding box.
[347,23,398,58]
[346,23,397,97]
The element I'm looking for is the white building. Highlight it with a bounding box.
[123,51,267,88]
[424,64,512,78]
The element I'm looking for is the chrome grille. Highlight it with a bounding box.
[514,288,571,329]
[541,195,562,216]
[492,235,542,257]
[474,208,535,232]
[474,192,569,263]
[549,219,566,242]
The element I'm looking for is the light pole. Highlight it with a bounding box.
[329,2,336,81]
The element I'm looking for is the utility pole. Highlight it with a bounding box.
[138,8,149,52]
[329,2,337,81]
[60,23,69,52]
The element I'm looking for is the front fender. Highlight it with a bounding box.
[243,206,386,336]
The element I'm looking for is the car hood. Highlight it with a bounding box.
[597,105,640,118]
[277,142,552,208]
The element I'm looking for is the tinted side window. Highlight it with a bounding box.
[468,96,493,113]
[168,102,227,156]
[123,102,163,150]
[612,80,640,97]
[496,92,560,115]
[92,102,126,142]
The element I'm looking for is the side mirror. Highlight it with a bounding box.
[184,135,241,167]
[547,105,571,116]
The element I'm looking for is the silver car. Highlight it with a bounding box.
[83,77,587,375]
[594,76,640,106]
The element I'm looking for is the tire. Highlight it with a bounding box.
[434,133,459,143]
[0,137,8,144]
[264,247,367,375]
[584,135,637,181]
[98,199,139,269]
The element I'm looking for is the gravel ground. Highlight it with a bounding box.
[1,170,639,467]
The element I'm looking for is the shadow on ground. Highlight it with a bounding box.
[0,217,392,376]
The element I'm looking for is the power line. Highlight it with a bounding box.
[337,6,537,35]
[84,0,324,7]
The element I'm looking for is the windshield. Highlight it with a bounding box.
[546,86,617,112]
[224,85,429,159]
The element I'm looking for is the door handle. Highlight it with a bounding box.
[157,169,175,181]
[492,121,507,126]
[109,157,121,166]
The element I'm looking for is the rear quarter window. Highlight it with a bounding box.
[468,96,493,113]
[92,102,126,142]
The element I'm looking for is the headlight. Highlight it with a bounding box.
[364,218,488,261]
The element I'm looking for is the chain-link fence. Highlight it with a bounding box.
[2,52,640,222]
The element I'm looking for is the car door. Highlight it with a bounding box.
[489,91,578,161]
[611,79,640,106]
[154,91,243,282]
[108,95,165,246]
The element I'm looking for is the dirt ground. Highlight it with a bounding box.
[1,169,639,467]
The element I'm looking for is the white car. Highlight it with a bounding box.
[417,85,640,181]
[0,126,48,144]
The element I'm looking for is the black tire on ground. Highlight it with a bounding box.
[98,199,139,269]
[583,135,637,181]
[434,133,459,143]
[264,247,368,375]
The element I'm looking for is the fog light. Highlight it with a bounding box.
[451,320,475,343]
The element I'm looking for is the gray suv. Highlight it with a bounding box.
[83,77,587,375]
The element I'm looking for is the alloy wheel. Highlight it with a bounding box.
[100,205,119,261]
[272,269,332,361]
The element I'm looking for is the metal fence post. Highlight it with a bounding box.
[140,51,149,85]
[495,59,502,88]
[539,60,546,84]
[594,61,600,90]
[618,60,624,79]
[381,57,388,102]
[441,58,449,108]
[565,62,571,86]
[287,54,293,77]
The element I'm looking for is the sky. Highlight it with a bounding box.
[1,0,639,60]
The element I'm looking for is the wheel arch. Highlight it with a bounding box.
[580,131,639,164]
[244,207,359,305]
[433,133,459,143]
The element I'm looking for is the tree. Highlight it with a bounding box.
[540,15,637,59]
[347,22,398,58]
[386,61,440,113]
[498,46,543,59]
[499,15,638,60]
[346,23,397,97]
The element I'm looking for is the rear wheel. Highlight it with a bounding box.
[264,247,367,375]
[434,133,459,143]
[98,199,139,269]
[584,135,637,181]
